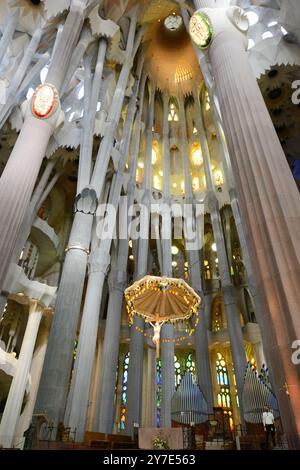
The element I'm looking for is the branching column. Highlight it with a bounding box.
[36,11,141,427]
[0,0,88,293]
[96,71,147,434]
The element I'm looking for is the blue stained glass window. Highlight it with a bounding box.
[119,352,130,430]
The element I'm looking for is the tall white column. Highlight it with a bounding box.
[65,252,110,441]
[0,300,43,448]
[191,2,300,447]
[14,318,51,447]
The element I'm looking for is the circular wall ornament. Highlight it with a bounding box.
[164,14,183,32]
[32,84,57,118]
[189,11,213,49]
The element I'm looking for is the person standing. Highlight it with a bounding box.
[263,406,276,449]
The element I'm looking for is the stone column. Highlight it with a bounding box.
[14,315,51,447]
[86,332,104,431]
[0,0,88,293]
[0,295,7,320]
[144,346,157,428]
[77,37,108,193]
[192,86,247,410]
[0,10,19,65]
[125,315,145,435]
[35,13,141,428]
[91,7,141,199]
[0,300,43,448]
[35,191,96,424]
[96,70,147,434]
[95,267,127,434]
[161,90,172,278]
[159,90,176,427]
[136,80,156,278]
[196,4,300,448]
[66,251,110,441]
[179,93,214,410]
[65,66,142,438]
[160,323,175,428]
[125,81,156,434]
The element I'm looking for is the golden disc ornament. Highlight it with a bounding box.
[32,84,57,119]
[189,11,213,50]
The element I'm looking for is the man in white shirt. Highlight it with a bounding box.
[262,406,276,449]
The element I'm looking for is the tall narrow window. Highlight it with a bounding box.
[185,352,196,379]
[174,355,182,387]
[216,352,234,430]
[216,353,232,407]
[119,352,130,430]
[168,102,179,122]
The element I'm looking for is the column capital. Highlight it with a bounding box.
[74,187,98,215]
[88,250,110,275]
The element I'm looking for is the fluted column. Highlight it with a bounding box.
[195,4,300,447]
[0,300,43,448]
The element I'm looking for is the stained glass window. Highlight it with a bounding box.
[174,355,182,387]
[215,353,232,412]
[185,352,196,378]
[119,352,130,430]
[168,103,179,122]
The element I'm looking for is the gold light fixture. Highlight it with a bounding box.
[214,169,224,186]
[171,246,179,255]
